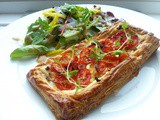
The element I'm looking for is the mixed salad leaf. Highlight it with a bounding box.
[10,3,118,59]
[10,45,50,59]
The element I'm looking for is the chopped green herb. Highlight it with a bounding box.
[121,23,128,29]
[128,38,134,42]
[69,70,79,78]
[75,78,81,94]
[61,70,78,79]
[89,50,105,61]
[67,52,72,57]
[54,59,61,64]
[113,50,126,55]
[114,41,121,47]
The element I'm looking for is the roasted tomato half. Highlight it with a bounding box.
[119,53,129,62]
[95,60,107,73]
[111,31,127,44]
[75,68,91,86]
[50,62,64,73]
[131,34,139,47]
[100,38,114,53]
[54,75,75,90]
[71,56,79,70]
[80,45,96,65]
[60,51,72,67]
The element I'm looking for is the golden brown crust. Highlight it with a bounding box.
[27,21,159,120]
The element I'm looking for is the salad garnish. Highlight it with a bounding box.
[10,3,117,59]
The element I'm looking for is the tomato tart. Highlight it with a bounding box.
[27,21,159,120]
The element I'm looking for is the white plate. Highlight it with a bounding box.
[0,4,160,120]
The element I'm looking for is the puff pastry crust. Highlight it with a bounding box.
[27,21,159,120]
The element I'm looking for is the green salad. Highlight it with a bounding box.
[10,4,118,59]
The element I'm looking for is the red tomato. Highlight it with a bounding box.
[71,56,79,70]
[76,68,91,85]
[115,31,127,44]
[103,54,120,67]
[115,31,125,36]
[105,62,117,69]
[54,75,75,90]
[80,46,96,64]
[125,35,139,50]
[119,53,129,62]
[77,60,87,69]
[131,35,138,46]
[125,42,133,50]
[60,52,72,67]
[50,62,64,73]
[103,54,120,62]
[101,39,114,53]
[95,60,107,73]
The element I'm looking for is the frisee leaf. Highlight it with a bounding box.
[61,72,67,76]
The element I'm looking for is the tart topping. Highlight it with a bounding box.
[75,68,91,86]
[49,22,139,92]
[60,51,73,67]
[95,60,107,73]
[80,45,96,64]
[54,75,75,90]
[50,62,64,73]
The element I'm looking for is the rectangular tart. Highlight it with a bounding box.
[27,21,159,120]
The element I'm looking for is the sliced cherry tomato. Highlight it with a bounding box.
[60,51,72,67]
[54,75,75,90]
[76,68,91,85]
[119,53,129,62]
[125,41,133,50]
[71,56,79,70]
[95,60,107,73]
[100,38,114,53]
[115,31,125,37]
[125,35,139,50]
[131,35,138,46]
[77,60,87,69]
[103,54,120,62]
[50,62,64,73]
[105,62,117,69]
[80,46,96,64]
[113,31,127,44]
